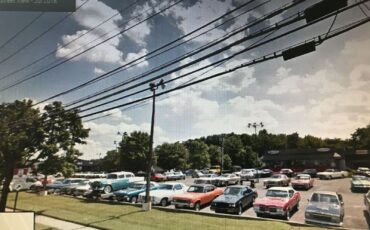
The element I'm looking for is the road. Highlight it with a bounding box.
[167,176,370,230]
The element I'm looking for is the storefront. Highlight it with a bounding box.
[262,148,346,172]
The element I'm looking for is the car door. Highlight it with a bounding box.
[204,186,214,204]
[241,188,250,207]
[365,192,370,213]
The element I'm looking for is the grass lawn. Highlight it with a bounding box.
[35,223,58,230]
[7,192,324,230]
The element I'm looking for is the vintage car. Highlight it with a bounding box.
[89,171,144,195]
[194,177,217,186]
[263,174,290,188]
[214,173,240,186]
[4,177,39,191]
[351,175,370,192]
[73,181,94,197]
[172,184,223,211]
[151,173,167,182]
[46,178,85,193]
[356,167,370,177]
[173,171,186,180]
[253,187,300,220]
[137,182,187,206]
[365,190,370,215]
[291,174,314,190]
[164,172,177,181]
[279,168,295,177]
[317,169,348,180]
[260,169,273,178]
[60,179,90,195]
[302,169,317,178]
[240,169,257,182]
[113,181,160,203]
[305,191,344,226]
[211,185,257,215]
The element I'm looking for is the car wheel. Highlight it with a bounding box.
[160,198,168,207]
[194,201,201,211]
[295,203,299,211]
[131,196,138,203]
[237,204,242,215]
[256,213,263,218]
[225,181,229,187]
[329,176,332,180]
[250,196,256,207]
[103,185,112,194]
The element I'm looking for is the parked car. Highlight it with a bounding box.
[172,184,223,211]
[151,173,167,182]
[192,170,205,178]
[164,172,177,181]
[263,174,290,188]
[291,174,314,190]
[317,169,348,180]
[302,169,317,178]
[137,182,187,206]
[279,168,295,177]
[211,185,257,215]
[113,181,160,203]
[351,175,370,192]
[240,169,257,183]
[6,177,39,191]
[365,190,370,215]
[194,177,217,186]
[46,178,84,193]
[173,171,185,180]
[214,173,240,186]
[60,179,90,195]
[73,181,94,197]
[356,167,370,177]
[208,165,221,174]
[254,187,300,220]
[89,171,144,196]
[260,169,273,178]
[305,191,344,226]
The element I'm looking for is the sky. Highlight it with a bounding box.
[0,0,369,160]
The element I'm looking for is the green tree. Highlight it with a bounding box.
[208,145,221,166]
[155,142,188,170]
[299,135,324,148]
[223,135,244,163]
[286,132,300,149]
[0,100,89,211]
[97,150,120,172]
[185,140,210,169]
[223,154,232,170]
[119,131,152,172]
[351,124,370,150]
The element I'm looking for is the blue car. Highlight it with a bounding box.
[113,181,160,203]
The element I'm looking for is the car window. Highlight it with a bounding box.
[289,190,294,198]
[188,186,204,193]
[174,184,182,190]
[266,190,288,198]
[224,187,241,195]
[206,186,214,192]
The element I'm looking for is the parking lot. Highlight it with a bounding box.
[165,176,370,229]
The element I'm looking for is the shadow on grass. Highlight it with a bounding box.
[363,210,370,227]
[83,210,142,227]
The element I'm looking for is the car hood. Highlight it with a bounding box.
[143,189,174,197]
[114,188,142,195]
[352,180,370,186]
[255,197,288,207]
[317,172,334,175]
[213,194,240,203]
[75,184,90,190]
[265,178,283,182]
[174,192,204,200]
[306,202,341,215]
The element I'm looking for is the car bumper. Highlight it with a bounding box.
[305,218,342,227]
[292,184,309,189]
[210,206,238,213]
[172,201,194,208]
[351,186,370,192]
[100,193,115,199]
[255,210,285,216]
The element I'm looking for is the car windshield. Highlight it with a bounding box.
[224,187,241,195]
[78,180,90,185]
[353,176,368,181]
[107,174,118,179]
[62,180,70,184]
[310,193,339,204]
[271,175,282,179]
[128,183,145,189]
[159,184,173,190]
[187,186,204,193]
[219,174,230,177]
[266,190,288,198]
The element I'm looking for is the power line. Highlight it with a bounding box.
[0,0,141,82]
[38,0,304,107]
[0,0,90,67]
[0,12,44,51]
[63,0,269,107]
[0,0,184,93]
[78,17,370,120]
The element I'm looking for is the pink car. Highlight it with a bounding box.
[253,187,300,220]
[291,174,314,190]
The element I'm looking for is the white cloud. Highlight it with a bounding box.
[102,108,132,122]
[121,48,149,68]
[94,67,105,75]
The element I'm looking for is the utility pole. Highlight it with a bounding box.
[144,79,165,211]
[247,122,264,135]
[219,134,225,174]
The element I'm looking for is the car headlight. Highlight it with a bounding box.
[229,203,236,207]
[331,216,341,222]
[305,212,312,218]
[276,207,283,212]
[253,205,259,211]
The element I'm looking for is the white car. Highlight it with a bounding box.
[137,182,187,206]
[1,177,39,191]
[214,173,240,186]
[240,169,257,182]
[317,169,348,180]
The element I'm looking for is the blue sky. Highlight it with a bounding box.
[0,0,369,159]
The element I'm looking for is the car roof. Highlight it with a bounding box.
[296,174,310,177]
[227,185,251,189]
[190,184,213,187]
[312,191,338,196]
[267,187,293,191]
[162,182,184,185]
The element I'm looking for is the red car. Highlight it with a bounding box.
[151,173,167,182]
[253,187,300,220]
[172,184,223,211]
[291,174,314,190]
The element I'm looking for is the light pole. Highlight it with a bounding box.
[219,134,225,174]
[144,79,165,211]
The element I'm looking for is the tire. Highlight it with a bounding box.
[295,202,299,211]
[103,185,112,194]
[194,201,201,211]
[250,196,256,207]
[237,204,242,215]
[160,198,168,207]
[256,213,263,218]
[131,196,138,203]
